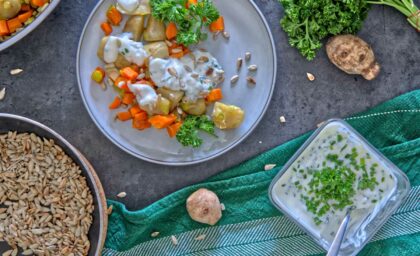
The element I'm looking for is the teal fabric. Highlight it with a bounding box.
[104,90,420,255]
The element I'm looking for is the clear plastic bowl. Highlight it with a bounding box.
[268,119,411,256]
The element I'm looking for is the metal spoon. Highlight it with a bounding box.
[326,213,351,256]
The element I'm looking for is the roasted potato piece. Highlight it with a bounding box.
[180,98,206,116]
[97,36,110,61]
[212,102,244,129]
[157,87,184,110]
[0,0,21,20]
[114,54,131,69]
[143,16,166,42]
[154,96,171,115]
[144,42,169,58]
[326,35,380,80]
[123,16,145,42]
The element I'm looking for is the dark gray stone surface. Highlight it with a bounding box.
[0,0,419,210]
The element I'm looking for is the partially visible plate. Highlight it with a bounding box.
[77,0,277,166]
[0,0,61,52]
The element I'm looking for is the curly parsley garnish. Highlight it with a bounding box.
[278,0,369,60]
[150,0,220,46]
[176,115,216,148]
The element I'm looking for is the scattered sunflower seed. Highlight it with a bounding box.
[21,250,33,256]
[220,203,225,211]
[168,67,178,77]
[236,58,243,71]
[306,72,315,81]
[246,76,256,85]
[117,192,127,198]
[165,40,173,47]
[107,205,113,215]
[197,56,209,63]
[245,52,251,61]
[151,231,160,238]
[264,164,277,171]
[212,31,221,40]
[0,88,5,100]
[279,116,286,123]
[171,235,178,246]
[2,249,13,256]
[230,75,239,85]
[195,234,206,241]
[317,121,325,128]
[222,31,230,39]
[171,48,183,54]
[248,64,258,72]
[10,69,23,75]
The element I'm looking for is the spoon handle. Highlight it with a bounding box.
[326,213,351,256]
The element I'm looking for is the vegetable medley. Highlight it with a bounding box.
[92,0,245,148]
[0,0,50,41]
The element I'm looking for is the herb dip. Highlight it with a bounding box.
[273,123,396,248]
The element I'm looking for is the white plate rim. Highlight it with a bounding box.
[0,0,62,52]
[76,0,277,166]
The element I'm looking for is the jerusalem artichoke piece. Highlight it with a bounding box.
[326,35,380,80]
[186,188,222,226]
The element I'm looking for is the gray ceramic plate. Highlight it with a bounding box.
[77,0,277,166]
[0,0,61,52]
[0,113,107,256]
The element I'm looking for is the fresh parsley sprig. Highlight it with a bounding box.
[279,0,369,60]
[176,115,216,148]
[150,0,220,46]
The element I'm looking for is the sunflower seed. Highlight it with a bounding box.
[212,31,220,40]
[222,31,230,39]
[246,76,256,85]
[264,164,277,171]
[117,192,127,198]
[306,72,315,81]
[2,250,13,256]
[230,75,239,85]
[236,58,243,71]
[171,235,178,246]
[165,40,173,47]
[167,68,178,78]
[197,56,209,63]
[248,65,258,72]
[195,234,206,241]
[245,52,251,61]
[151,231,160,238]
[107,205,113,215]
[10,69,23,75]
[220,203,225,211]
[0,88,5,100]
[184,65,192,72]
[171,48,183,54]
[279,116,286,123]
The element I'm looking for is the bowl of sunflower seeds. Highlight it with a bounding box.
[0,113,107,256]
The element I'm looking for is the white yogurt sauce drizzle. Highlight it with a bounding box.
[149,50,224,101]
[117,0,139,12]
[128,83,158,113]
[104,33,148,66]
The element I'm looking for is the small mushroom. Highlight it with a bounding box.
[326,35,380,80]
[186,188,222,225]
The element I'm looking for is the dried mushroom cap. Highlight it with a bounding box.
[326,34,380,80]
[186,188,222,226]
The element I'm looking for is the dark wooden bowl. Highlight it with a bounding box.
[0,113,107,256]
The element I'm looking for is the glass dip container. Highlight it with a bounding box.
[268,119,410,256]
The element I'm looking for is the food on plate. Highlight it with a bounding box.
[272,122,397,246]
[278,0,369,60]
[92,0,245,148]
[0,131,94,255]
[368,0,419,31]
[186,188,222,225]
[0,0,51,41]
[212,102,244,129]
[326,35,380,80]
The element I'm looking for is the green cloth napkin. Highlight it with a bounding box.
[103,90,420,256]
